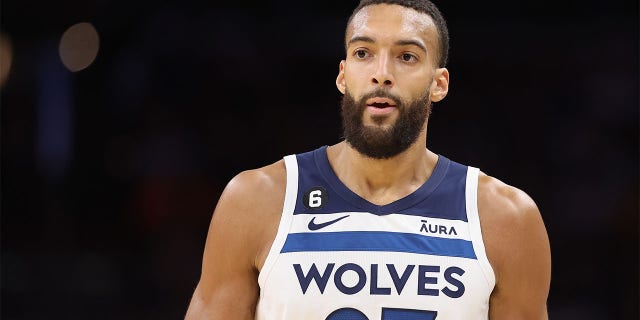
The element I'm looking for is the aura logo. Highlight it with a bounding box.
[419,219,458,236]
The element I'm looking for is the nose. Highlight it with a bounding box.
[371,53,394,88]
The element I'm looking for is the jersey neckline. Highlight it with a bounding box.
[313,145,450,215]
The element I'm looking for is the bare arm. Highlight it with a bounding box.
[478,174,551,320]
[185,163,285,319]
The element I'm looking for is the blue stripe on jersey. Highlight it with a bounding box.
[281,231,477,260]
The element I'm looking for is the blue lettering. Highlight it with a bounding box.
[294,263,334,294]
[418,265,439,296]
[387,264,414,295]
[449,227,458,236]
[334,263,366,295]
[382,308,438,319]
[295,263,465,299]
[442,266,465,298]
[420,223,428,232]
[428,224,438,233]
[370,264,391,295]
[438,225,447,234]
[326,308,368,320]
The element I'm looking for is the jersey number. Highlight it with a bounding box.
[326,307,437,320]
[304,187,327,209]
[309,190,322,208]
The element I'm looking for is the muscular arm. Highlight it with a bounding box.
[185,162,285,319]
[478,173,551,320]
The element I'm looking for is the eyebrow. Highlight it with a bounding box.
[347,36,428,54]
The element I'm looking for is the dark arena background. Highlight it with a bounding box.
[1,0,638,319]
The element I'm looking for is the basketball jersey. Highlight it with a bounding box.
[256,146,495,320]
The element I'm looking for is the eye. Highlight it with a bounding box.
[354,49,369,59]
[401,53,418,62]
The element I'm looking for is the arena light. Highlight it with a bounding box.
[59,22,100,72]
[0,31,12,88]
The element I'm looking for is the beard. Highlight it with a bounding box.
[341,87,431,159]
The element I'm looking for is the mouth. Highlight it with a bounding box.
[365,97,397,116]
[370,102,392,109]
[366,97,397,108]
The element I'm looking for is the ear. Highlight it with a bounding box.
[336,60,346,94]
[429,68,449,103]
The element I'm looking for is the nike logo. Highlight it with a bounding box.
[308,215,350,231]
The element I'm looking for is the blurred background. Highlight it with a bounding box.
[1,0,638,319]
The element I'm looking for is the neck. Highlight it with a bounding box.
[327,132,439,205]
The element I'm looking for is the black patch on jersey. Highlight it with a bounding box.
[303,186,328,209]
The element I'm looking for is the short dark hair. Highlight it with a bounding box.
[346,0,449,68]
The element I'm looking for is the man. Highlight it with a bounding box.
[185,0,551,319]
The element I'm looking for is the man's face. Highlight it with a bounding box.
[336,4,443,158]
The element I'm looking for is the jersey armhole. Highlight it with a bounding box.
[258,154,299,289]
[466,166,497,291]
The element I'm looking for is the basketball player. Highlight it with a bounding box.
[185,0,551,319]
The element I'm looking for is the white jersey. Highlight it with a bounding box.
[257,146,495,320]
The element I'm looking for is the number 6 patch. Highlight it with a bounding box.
[303,186,328,209]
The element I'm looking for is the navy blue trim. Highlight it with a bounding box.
[281,231,477,260]
[292,146,470,222]
[314,146,449,215]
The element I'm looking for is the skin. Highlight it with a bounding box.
[185,4,551,319]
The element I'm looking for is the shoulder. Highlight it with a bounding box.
[475,171,551,316]
[475,171,550,278]
[476,172,540,225]
[476,171,549,270]
[222,160,287,204]
[187,160,288,318]
[209,159,288,262]
[212,159,288,229]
